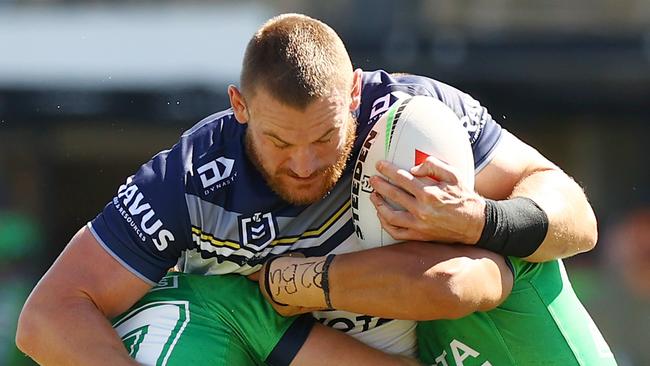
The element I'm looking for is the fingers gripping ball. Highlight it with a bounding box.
[350,95,475,249]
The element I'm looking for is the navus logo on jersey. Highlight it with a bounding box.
[114,178,175,251]
[196,156,237,195]
[239,212,277,252]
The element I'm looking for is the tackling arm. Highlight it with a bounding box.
[259,242,513,320]
[474,131,598,262]
[16,226,152,365]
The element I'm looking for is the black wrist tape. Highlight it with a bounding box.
[476,197,549,257]
[321,254,336,309]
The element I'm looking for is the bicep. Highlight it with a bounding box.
[404,243,513,314]
[440,245,514,312]
[30,226,152,318]
[475,130,558,200]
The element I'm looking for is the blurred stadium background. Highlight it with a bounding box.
[1,1,648,365]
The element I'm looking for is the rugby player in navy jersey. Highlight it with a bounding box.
[17,13,599,365]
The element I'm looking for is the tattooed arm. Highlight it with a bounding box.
[259,242,513,320]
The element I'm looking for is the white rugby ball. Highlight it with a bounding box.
[351,95,475,249]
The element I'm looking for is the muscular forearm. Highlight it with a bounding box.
[261,242,512,320]
[510,169,597,262]
[17,294,136,366]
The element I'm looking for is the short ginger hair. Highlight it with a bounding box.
[240,13,353,109]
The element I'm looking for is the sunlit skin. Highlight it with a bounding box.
[228,69,363,205]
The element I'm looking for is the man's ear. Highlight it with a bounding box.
[228,85,249,124]
[349,68,363,111]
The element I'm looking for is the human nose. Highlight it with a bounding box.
[288,146,320,178]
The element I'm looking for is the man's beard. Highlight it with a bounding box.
[246,116,357,205]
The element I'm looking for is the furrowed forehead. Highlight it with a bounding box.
[248,89,348,140]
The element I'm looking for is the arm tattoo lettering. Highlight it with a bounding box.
[268,258,326,299]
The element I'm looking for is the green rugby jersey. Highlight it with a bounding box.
[112,272,314,366]
[417,258,617,366]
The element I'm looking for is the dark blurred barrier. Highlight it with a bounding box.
[2,33,649,124]
[0,88,228,126]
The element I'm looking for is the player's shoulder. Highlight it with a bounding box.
[360,69,476,109]
[361,71,443,121]
[179,109,244,157]
[169,108,246,176]
[175,108,253,202]
[357,70,466,139]
[358,70,497,149]
[130,107,247,206]
[111,109,243,206]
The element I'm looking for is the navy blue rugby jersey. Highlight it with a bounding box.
[88,70,502,285]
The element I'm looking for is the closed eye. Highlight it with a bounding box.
[315,129,336,144]
[267,135,291,149]
[272,140,290,149]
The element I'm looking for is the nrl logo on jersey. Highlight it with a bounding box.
[196,156,238,195]
[239,212,277,252]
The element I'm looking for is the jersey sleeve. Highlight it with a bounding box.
[387,72,503,172]
[88,142,191,285]
[432,81,502,172]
